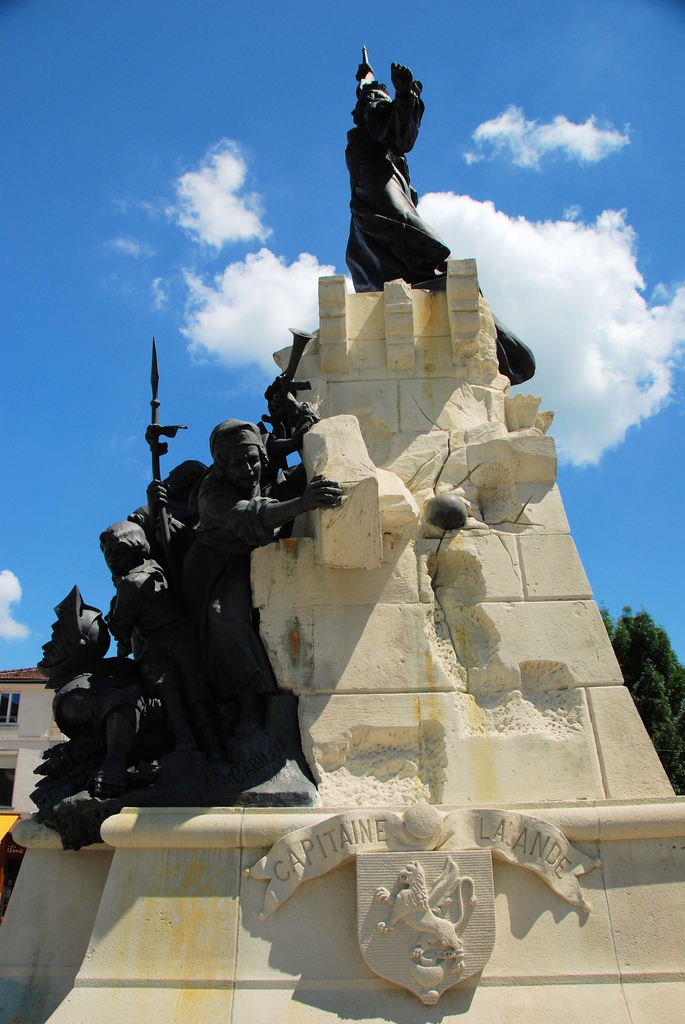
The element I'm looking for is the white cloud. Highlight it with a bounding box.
[418,192,685,464]
[182,248,336,371]
[0,570,30,641]
[106,236,155,258]
[466,105,629,169]
[151,277,169,310]
[170,140,269,248]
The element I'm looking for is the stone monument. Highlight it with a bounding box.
[0,54,683,1024]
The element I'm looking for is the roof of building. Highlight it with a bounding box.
[0,667,47,683]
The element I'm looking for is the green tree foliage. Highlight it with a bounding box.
[602,606,685,794]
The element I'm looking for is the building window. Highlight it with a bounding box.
[0,694,19,726]
[0,770,14,807]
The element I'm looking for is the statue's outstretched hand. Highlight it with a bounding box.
[303,474,343,510]
[391,63,414,95]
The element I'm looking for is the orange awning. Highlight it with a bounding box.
[0,815,19,843]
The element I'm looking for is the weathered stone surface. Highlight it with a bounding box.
[0,846,114,1023]
[447,257,480,359]
[384,430,448,495]
[506,483,570,532]
[318,274,349,373]
[398,377,473,433]
[6,797,685,1023]
[376,468,420,534]
[252,536,421,611]
[438,598,623,692]
[586,685,674,798]
[326,379,400,436]
[298,687,605,806]
[298,693,451,805]
[518,534,592,600]
[468,433,558,487]
[423,532,524,604]
[383,279,415,371]
[504,393,542,431]
[259,602,462,695]
[302,415,382,569]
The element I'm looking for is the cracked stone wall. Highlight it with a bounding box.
[253,260,672,807]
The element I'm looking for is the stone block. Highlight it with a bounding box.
[468,433,558,485]
[252,535,421,611]
[511,483,570,532]
[260,601,462,696]
[398,377,467,432]
[346,288,385,341]
[601,836,685,976]
[464,420,509,445]
[375,468,420,534]
[257,606,314,693]
[298,692,453,804]
[482,853,616,977]
[438,598,623,692]
[439,688,605,804]
[302,416,382,569]
[518,534,592,599]
[75,846,242,985]
[586,686,673,798]
[433,434,469,493]
[623,984,685,1024]
[384,429,448,495]
[411,286,451,336]
[299,688,605,806]
[318,275,348,373]
[383,279,415,371]
[325,378,401,434]
[428,532,524,604]
[236,850,366,989]
[46,987,231,1024]
[0,847,113,1023]
[394,381,505,440]
[446,258,480,358]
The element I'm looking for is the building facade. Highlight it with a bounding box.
[0,667,63,921]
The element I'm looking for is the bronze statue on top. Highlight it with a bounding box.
[346,50,450,292]
[346,49,535,386]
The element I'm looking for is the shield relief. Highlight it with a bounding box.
[357,850,495,1005]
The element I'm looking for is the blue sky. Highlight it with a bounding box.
[2,0,685,667]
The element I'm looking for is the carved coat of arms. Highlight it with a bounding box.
[357,850,495,1004]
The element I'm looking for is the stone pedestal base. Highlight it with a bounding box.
[2,801,684,1024]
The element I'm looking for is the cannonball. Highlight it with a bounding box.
[424,493,468,532]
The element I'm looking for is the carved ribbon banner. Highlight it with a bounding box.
[246,804,600,918]
[441,809,600,914]
[247,810,407,917]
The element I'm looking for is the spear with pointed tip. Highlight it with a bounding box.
[146,338,187,596]
[356,45,374,83]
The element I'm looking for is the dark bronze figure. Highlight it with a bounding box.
[31,339,344,847]
[183,419,342,740]
[261,328,320,488]
[345,50,535,385]
[35,576,320,848]
[35,587,149,816]
[345,51,450,292]
[128,459,207,573]
[100,520,223,761]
